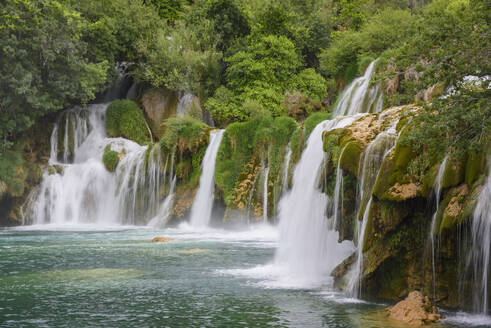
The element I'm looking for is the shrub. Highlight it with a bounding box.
[102,149,119,172]
[105,100,150,144]
[160,116,208,153]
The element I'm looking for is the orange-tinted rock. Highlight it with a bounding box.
[387,291,441,326]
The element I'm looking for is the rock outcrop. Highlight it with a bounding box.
[387,291,441,326]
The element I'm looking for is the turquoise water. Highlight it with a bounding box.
[0,225,488,327]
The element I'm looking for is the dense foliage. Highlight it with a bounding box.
[105,100,150,145]
[1,0,488,160]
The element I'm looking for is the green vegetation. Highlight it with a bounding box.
[102,148,120,172]
[105,100,151,145]
[159,116,208,153]
[215,114,297,205]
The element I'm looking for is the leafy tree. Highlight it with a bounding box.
[147,0,184,22]
[133,21,222,95]
[226,35,301,92]
[205,0,251,51]
[0,0,109,148]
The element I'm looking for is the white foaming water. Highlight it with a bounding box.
[147,148,176,228]
[346,129,397,298]
[465,159,491,315]
[177,92,198,117]
[429,155,449,299]
[23,104,168,226]
[270,115,364,288]
[333,60,383,117]
[189,130,224,228]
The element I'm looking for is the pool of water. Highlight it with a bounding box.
[0,224,489,327]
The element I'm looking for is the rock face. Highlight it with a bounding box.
[387,291,441,326]
[141,88,178,138]
[324,106,489,311]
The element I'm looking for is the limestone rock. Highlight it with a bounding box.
[387,291,441,326]
[141,88,178,138]
[151,236,173,242]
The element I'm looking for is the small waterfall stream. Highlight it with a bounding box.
[332,145,348,230]
[465,159,491,314]
[346,130,397,297]
[263,165,270,223]
[429,155,449,299]
[281,145,292,193]
[189,130,225,228]
[333,61,383,117]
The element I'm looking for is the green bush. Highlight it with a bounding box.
[105,100,150,145]
[304,111,332,140]
[291,68,327,100]
[102,149,119,172]
[160,116,208,153]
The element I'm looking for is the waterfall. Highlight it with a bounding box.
[263,166,270,223]
[333,61,383,117]
[189,130,225,228]
[332,145,348,230]
[23,104,167,226]
[148,148,176,228]
[346,130,397,297]
[282,145,292,193]
[274,115,364,286]
[429,155,449,299]
[465,159,491,314]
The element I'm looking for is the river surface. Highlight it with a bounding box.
[0,224,489,327]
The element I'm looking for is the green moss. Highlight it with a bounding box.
[102,149,119,172]
[105,100,150,145]
[373,140,417,201]
[442,154,466,188]
[7,178,24,197]
[340,141,364,176]
[160,116,208,153]
[290,127,304,165]
[465,151,486,187]
[215,115,297,207]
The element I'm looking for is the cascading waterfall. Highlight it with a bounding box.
[333,60,383,117]
[346,130,397,297]
[465,159,491,314]
[23,104,167,226]
[274,115,364,286]
[429,155,449,299]
[189,130,225,228]
[148,148,176,228]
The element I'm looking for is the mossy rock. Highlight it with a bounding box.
[465,151,487,187]
[102,149,120,172]
[438,183,483,233]
[105,100,151,145]
[442,154,466,189]
[340,141,364,176]
[7,178,24,197]
[373,141,417,201]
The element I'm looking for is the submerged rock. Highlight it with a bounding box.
[151,236,173,242]
[177,248,208,254]
[387,291,441,326]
